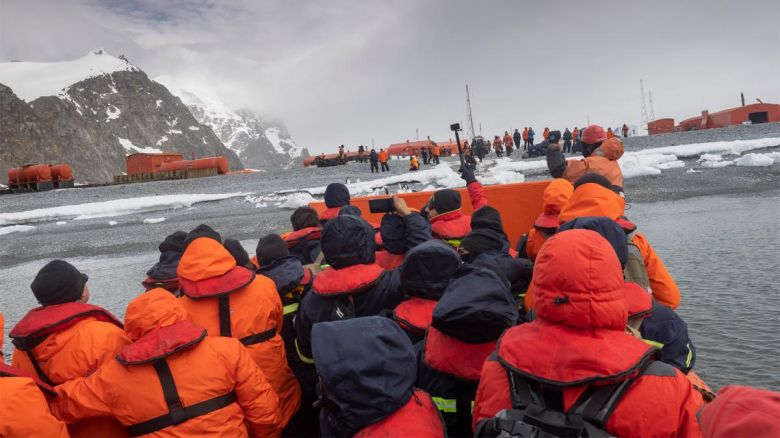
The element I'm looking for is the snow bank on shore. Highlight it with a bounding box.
[0,193,248,226]
[0,225,36,236]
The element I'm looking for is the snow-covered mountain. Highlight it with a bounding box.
[0,50,243,182]
[159,85,308,170]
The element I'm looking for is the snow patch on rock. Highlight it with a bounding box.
[118,137,162,154]
[0,225,36,236]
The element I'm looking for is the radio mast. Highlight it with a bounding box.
[466,84,476,138]
[648,90,656,121]
[640,79,650,131]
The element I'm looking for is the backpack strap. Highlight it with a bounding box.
[217,295,232,337]
[126,359,237,436]
[24,350,55,387]
[454,379,476,435]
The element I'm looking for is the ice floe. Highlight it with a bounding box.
[143,217,166,224]
[0,225,36,236]
[0,193,248,226]
[735,152,780,167]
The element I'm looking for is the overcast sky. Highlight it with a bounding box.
[2,0,779,153]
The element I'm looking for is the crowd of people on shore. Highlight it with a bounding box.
[3,124,779,437]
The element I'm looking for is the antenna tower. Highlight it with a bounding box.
[640,79,650,129]
[466,84,476,138]
[648,91,656,121]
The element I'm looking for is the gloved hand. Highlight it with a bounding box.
[460,165,477,184]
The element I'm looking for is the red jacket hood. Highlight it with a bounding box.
[177,237,255,297]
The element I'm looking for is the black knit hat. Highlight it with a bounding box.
[470,206,507,240]
[158,231,187,253]
[431,189,461,214]
[256,234,290,267]
[461,228,507,255]
[548,130,561,143]
[31,260,88,305]
[324,183,350,208]
[184,224,222,248]
[223,239,250,267]
[380,214,406,254]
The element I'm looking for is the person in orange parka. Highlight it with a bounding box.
[699,385,780,438]
[10,260,130,438]
[1,312,69,438]
[547,125,625,191]
[558,174,681,309]
[472,230,702,437]
[516,178,574,263]
[542,127,550,140]
[50,289,282,438]
[176,225,301,429]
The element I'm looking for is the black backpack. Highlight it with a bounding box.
[476,363,648,438]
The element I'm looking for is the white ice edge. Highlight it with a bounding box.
[0,225,36,236]
[0,193,249,226]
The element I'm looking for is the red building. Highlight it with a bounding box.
[652,102,780,135]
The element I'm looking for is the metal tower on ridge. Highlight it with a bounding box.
[648,90,656,121]
[640,79,650,130]
[466,84,476,139]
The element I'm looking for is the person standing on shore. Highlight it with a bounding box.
[421,146,428,165]
[528,127,535,147]
[369,148,379,173]
[379,148,390,171]
[622,123,630,138]
[503,131,514,156]
[563,128,573,153]
[513,128,522,151]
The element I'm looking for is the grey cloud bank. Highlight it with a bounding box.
[1,0,778,153]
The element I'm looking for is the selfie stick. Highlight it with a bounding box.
[450,123,465,170]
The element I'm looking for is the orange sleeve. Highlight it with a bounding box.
[632,233,681,309]
[231,340,283,437]
[472,359,512,432]
[561,158,588,184]
[50,367,116,424]
[0,378,69,438]
[467,181,488,210]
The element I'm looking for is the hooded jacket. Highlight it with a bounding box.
[519,178,574,263]
[393,241,461,342]
[375,212,432,270]
[282,226,322,265]
[295,216,404,363]
[430,181,488,244]
[320,183,351,224]
[256,255,314,375]
[472,230,702,437]
[699,385,780,438]
[50,289,282,438]
[416,264,518,436]
[10,302,130,438]
[547,136,624,189]
[1,311,69,438]
[143,231,187,293]
[177,236,301,427]
[558,181,681,309]
[313,317,445,437]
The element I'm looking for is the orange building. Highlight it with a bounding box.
[648,118,675,135]
[677,103,780,132]
[126,153,183,175]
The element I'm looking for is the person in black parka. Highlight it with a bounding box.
[295,215,404,364]
[313,317,446,437]
[416,263,519,437]
[392,240,461,343]
[142,230,187,295]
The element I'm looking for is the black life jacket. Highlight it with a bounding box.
[476,361,650,438]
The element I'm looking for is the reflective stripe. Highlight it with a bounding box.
[685,343,693,368]
[295,338,314,364]
[642,338,665,349]
[283,303,299,315]
[432,397,457,413]
[444,239,462,248]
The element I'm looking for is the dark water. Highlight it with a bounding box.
[2,149,779,392]
[629,191,780,391]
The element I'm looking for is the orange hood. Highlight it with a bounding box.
[558,182,625,224]
[542,178,574,215]
[177,237,236,281]
[593,137,624,161]
[124,288,188,340]
[176,237,256,298]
